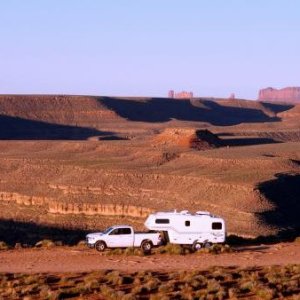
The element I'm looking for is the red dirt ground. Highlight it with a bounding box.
[0,242,299,274]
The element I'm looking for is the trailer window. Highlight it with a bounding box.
[212,222,222,230]
[185,220,190,227]
[155,218,170,224]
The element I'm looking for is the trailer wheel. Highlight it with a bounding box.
[95,241,106,252]
[192,242,202,252]
[141,240,152,254]
[203,242,212,249]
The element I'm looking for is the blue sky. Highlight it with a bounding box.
[0,0,299,99]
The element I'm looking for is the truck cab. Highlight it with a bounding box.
[86,225,161,253]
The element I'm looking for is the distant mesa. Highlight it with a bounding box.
[258,87,300,103]
[229,93,235,99]
[168,90,194,99]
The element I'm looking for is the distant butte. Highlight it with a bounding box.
[258,87,300,103]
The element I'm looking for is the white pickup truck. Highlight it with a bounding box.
[86,225,162,253]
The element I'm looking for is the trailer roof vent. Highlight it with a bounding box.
[180,210,190,214]
[195,211,210,215]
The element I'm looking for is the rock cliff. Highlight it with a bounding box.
[258,87,300,103]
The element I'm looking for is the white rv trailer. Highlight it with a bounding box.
[144,210,226,250]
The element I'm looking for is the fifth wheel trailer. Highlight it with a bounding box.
[144,210,226,251]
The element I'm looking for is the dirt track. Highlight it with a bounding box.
[0,242,299,274]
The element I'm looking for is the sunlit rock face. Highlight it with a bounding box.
[258,87,300,103]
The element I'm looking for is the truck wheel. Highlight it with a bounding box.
[95,241,106,252]
[141,240,152,254]
[204,242,212,249]
[192,242,202,252]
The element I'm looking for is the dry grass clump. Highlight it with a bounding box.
[157,243,232,255]
[124,247,144,256]
[0,265,299,299]
[34,239,56,248]
[158,243,185,255]
[195,243,233,255]
[91,243,232,256]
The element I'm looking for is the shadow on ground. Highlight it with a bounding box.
[216,132,282,147]
[227,230,299,246]
[0,115,118,140]
[221,137,281,147]
[100,97,294,126]
[0,219,88,246]
[252,173,300,242]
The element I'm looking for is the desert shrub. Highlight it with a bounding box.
[121,293,137,300]
[178,271,207,287]
[35,239,55,248]
[294,236,300,243]
[150,294,172,300]
[83,272,106,289]
[124,247,144,256]
[0,241,9,250]
[103,247,146,256]
[198,244,233,255]
[149,294,163,300]
[131,284,144,295]
[239,280,257,293]
[105,248,124,255]
[54,240,63,246]
[158,282,175,293]
[228,287,238,299]
[105,271,122,285]
[144,277,160,292]
[38,284,53,298]
[207,278,221,294]
[191,243,233,255]
[76,240,86,247]
[265,271,285,285]
[216,288,228,300]
[59,287,82,299]
[23,275,40,285]
[179,282,193,294]
[158,243,184,255]
[100,284,117,297]
[1,265,299,299]
[255,287,275,299]
[14,243,22,249]
[220,244,233,253]
[20,283,40,296]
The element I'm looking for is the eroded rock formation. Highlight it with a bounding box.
[153,129,221,150]
[0,191,153,218]
[258,87,300,103]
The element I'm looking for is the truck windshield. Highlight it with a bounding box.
[103,227,114,234]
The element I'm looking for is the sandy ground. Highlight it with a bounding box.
[0,242,299,274]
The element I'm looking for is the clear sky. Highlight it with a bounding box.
[0,0,299,99]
